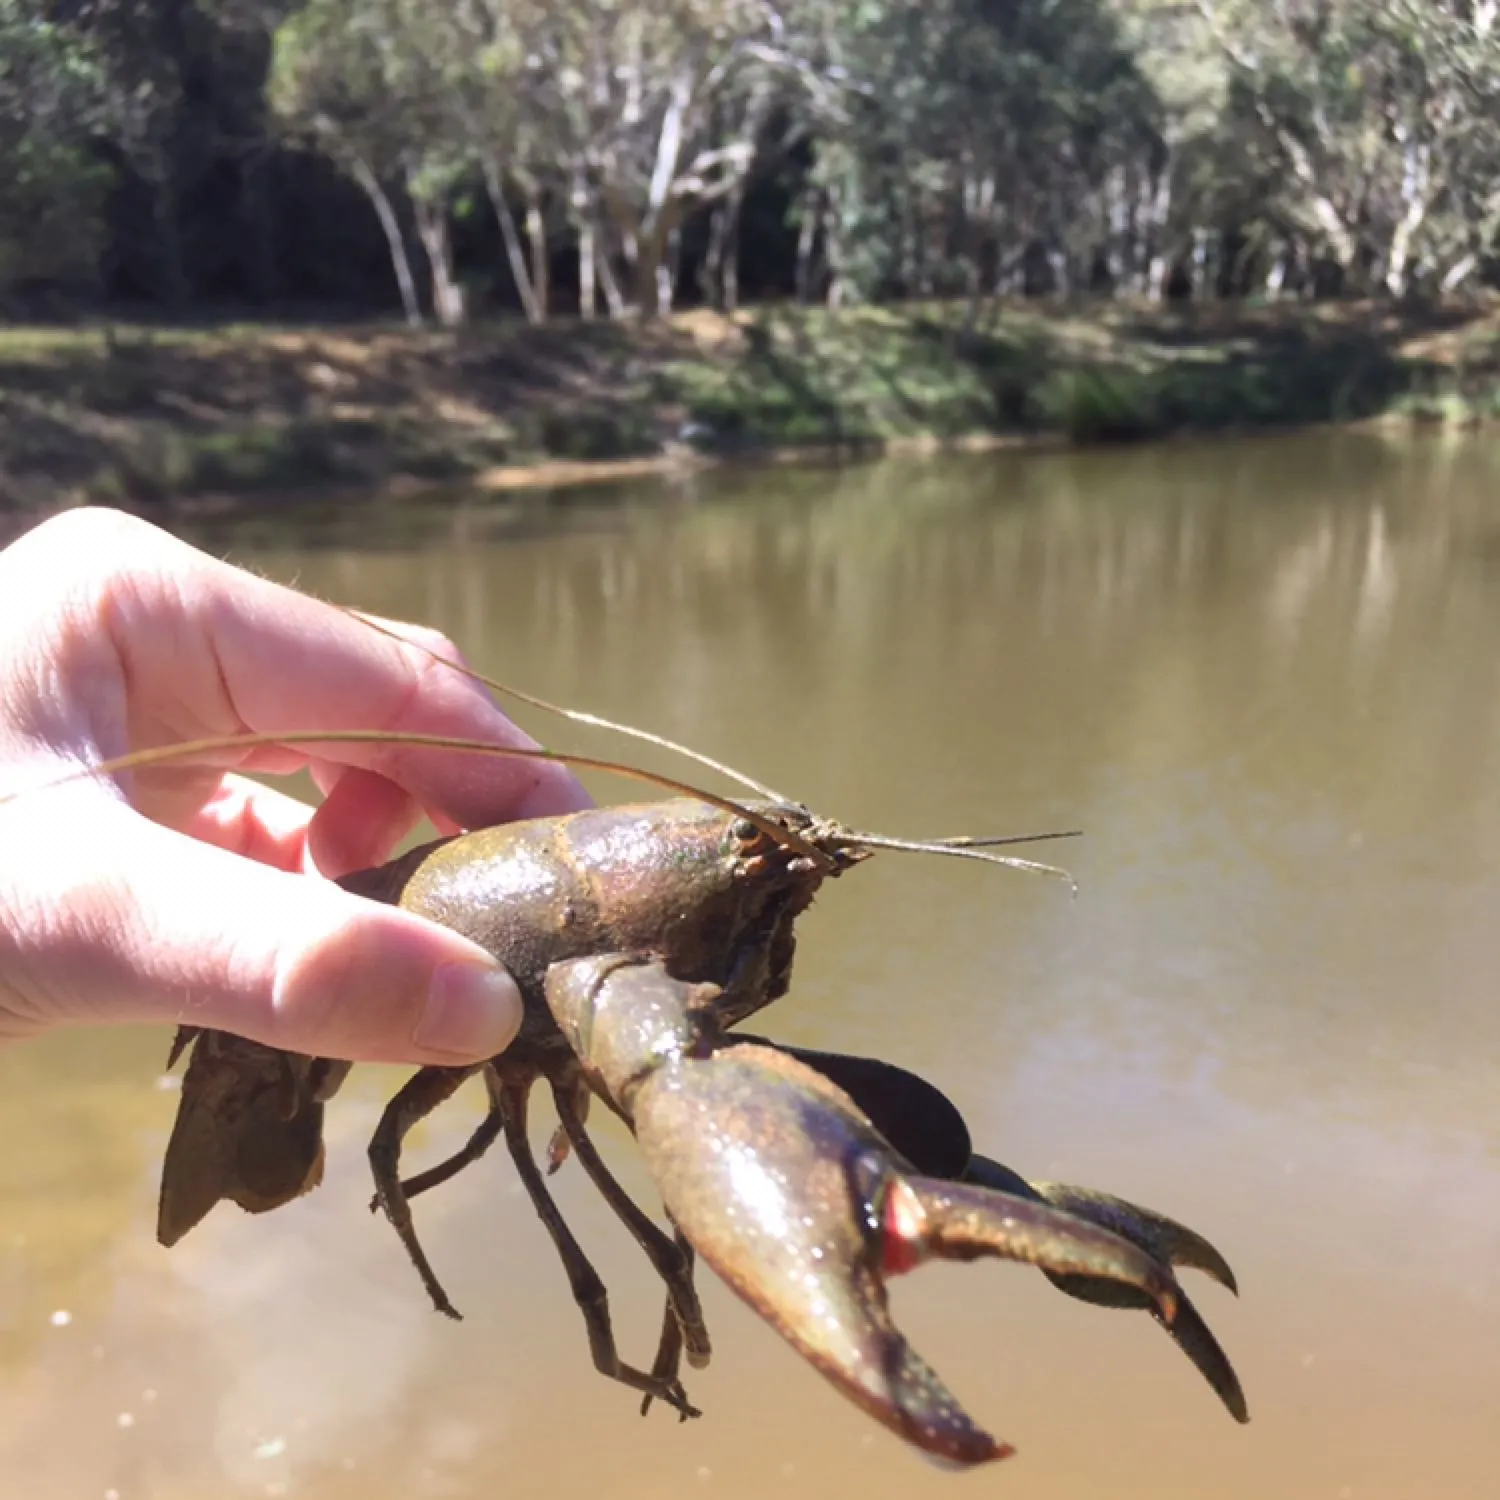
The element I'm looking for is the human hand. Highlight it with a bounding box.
[0,508,591,1063]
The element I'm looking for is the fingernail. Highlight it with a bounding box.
[414,961,524,1060]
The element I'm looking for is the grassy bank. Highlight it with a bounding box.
[2,298,1499,511]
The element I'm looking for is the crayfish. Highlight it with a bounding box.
[36,615,1249,1468]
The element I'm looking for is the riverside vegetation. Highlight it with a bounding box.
[2,299,1499,511]
[4,1,1500,506]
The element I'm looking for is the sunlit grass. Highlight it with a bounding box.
[1,297,1496,509]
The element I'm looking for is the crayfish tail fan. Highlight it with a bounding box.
[157,1031,335,1246]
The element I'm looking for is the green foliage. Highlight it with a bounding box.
[801,0,1160,301]
[1198,0,1500,294]
[0,1,112,285]
[3,0,1500,312]
[5,302,1493,507]
[1034,367,1162,443]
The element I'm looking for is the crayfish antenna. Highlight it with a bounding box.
[343,606,797,804]
[834,831,1081,889]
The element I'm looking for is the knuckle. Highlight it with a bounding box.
[404,622,462,662]
[0,508,185,651]
[9,508,175,590]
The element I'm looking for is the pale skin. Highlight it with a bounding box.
[0,508,591,1062]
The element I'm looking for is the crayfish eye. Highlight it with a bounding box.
[732,817,771,850]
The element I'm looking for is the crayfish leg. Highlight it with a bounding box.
[640,1229,697,1417]
[367,1063,483,1320]
[549,1079,712,1381]
[379,1097,505,1207]
[498,1073,701,1421]
[545,1076,591,1176]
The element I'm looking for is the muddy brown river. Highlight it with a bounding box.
[3,430,1499,1499]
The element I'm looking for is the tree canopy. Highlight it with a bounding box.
[3,0,1498,318]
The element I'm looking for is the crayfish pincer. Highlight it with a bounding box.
[546,953,1181,1468]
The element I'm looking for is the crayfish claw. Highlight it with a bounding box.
[731,1036,975,1180]
[1029,1179,1247,1423]
[895,1176,1179,1325]
[1140,1281,1248,1423]
[1031,1181,1239,1295]
[964,1156,1248,1422]
[629,1043,1178,1467]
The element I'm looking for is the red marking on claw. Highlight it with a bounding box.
[880,1179,930,1277]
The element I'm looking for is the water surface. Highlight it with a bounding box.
[4,430,1499,1499]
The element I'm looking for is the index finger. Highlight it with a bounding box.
[4,509,593,830]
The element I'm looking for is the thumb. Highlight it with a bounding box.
[3,800,523,1063]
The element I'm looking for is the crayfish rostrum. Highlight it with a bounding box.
[40,619,1249,1467]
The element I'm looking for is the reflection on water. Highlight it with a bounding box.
[3,430,1499,1499]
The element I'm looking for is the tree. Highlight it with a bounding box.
[789,0,1162,306]
[6,0,1500,314]
[270,0,436,322]
[510,0,790,316]
[1196,0,1500,295]
[0,1,113,290]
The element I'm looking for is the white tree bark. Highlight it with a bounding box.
[349,154,422,325]
[481,160,542,323]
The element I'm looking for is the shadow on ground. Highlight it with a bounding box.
[1,297,1495,511]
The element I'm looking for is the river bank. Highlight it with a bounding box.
[2,298,1497,514]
